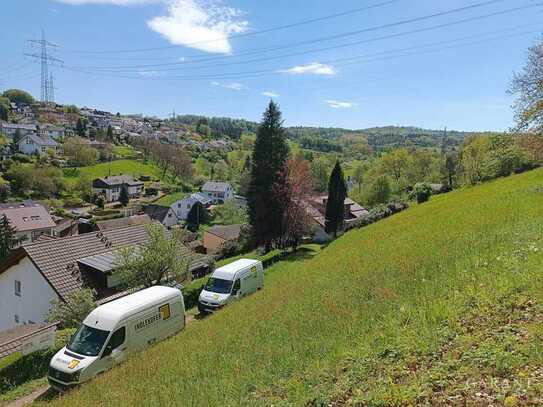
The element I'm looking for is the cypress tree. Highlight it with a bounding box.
[248,101,289,251]
[325,161,347,238]
[107,125,114,142]
[119,184,129,207]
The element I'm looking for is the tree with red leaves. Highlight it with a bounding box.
[274,155,314,251]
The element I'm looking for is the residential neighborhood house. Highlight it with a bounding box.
[0,224,210,332]
[304,196,369,242]
[92,175,144,202]
[0,201,57,246]
[201,181,234,204]
[170,193,212,221]
[17,134,61,156]
[143,205,178,228]
[203,224,243,254]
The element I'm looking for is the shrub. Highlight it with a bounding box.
[63,197,84,208]
[410,182,433,204]
[47,288,97,329]
[11,154,32,163]
[182,277,209,310]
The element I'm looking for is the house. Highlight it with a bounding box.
[0,224,210,332]
[170,193,212,221]
[17,134,61,156]
[203,224,243,254]
[0,201,56,245]
[94,214,152,232]
[304,196,369,243]
[92,175,144,202]
[0,122,37,139]
[201,181,234,204]
[143,205,178,227]
[38,124,65,140]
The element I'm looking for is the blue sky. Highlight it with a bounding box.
[1,0,542,131]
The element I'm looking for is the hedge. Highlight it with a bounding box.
[0,328,75,395]
[182,277,210,310]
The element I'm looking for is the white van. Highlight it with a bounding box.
[48,286,185,391]
[198,259,264,313]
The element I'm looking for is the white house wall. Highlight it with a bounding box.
[0,257,58,332]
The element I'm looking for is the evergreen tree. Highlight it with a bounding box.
[186,202,209,231]
[106,125,114,142]
[119,184,129,207]
[247,101,290,251]
[76,118,86,138]
[0,215,22,261]
[0,104,8,121]
[325,161,347,238]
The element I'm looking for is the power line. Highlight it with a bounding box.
[67,4,541,74]
[60,28,539,82]
[61,0,513,56]
[61,0,402,54]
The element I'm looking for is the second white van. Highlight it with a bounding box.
[48,286,185,391]
[198,259,264,313]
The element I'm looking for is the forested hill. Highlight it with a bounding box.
[172,115,495,151]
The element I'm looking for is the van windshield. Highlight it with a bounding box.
[67,324,110,356]
[204,277,233,294]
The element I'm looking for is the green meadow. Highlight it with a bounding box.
[46,169,543,405]
[62,159,163,187]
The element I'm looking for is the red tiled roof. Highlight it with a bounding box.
[0,204,56,232]
[22,225,151,300]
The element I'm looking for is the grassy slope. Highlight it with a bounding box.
[48,170,543,406]
[63,160,163,187]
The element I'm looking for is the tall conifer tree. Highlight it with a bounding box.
[0,215,21,261]
[248,101,289,251]
[325,161,347,238]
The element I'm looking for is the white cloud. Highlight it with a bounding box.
[279,62,336,76]
[261,91,279,98]
[148,0,248,54]
[54,0,248,54]
[325,100,357,109]
[211,81,247,91]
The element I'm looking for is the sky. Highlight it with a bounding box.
[1,0,542,131]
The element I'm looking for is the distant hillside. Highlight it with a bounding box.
[173,115,492,151]
[49,169,543,406]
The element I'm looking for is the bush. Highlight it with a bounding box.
[410,182,433,204]
[350,201,409,229]
[182,277,209,310]
[11,153,32,163]
[63,197,84,208]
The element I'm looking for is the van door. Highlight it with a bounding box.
[231,278,241,301]
[98,326,127,373]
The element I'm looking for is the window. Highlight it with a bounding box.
[14,280,21,297]
[68,325,110,357]
[14,314,19,324]
[102,327,126,357]
[231,279,241,295]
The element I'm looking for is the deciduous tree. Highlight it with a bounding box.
[114,223,192,288]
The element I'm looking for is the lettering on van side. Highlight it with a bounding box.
[134,314,160,332]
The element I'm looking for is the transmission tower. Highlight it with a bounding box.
[49,72,55,103]
[25,30,62,103]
